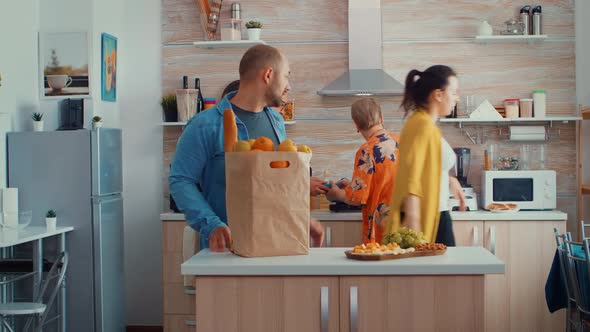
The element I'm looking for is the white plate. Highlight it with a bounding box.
[489,208,520,213]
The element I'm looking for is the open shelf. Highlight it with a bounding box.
[474,35,548,43]
[582,185,590,195]
[161,119,296,126]
[439,116,580,125]
[163,40,267,49]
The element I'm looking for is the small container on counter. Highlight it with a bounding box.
[203,98,216,110]
[533,90,546,118]
[220,19,242,41]
[504,98,520,118]
[519,98,533,118]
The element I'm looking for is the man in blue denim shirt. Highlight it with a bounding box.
[169,45,327,251]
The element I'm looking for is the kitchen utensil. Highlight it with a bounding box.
[0,211,32,230]
[520,5,531,35]
[533,5,542,35]
[520,144,531,170]
[531,144,546,170]
[504,98,520,118]
[454,147,472,187]
[520,98,533,118]
[231,2,241,19]
[533,90,546,118]
[477,20,493,36]
[501,19,525,35]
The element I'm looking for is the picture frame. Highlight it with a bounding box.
[38,31,91,99]
[101,33,117,102]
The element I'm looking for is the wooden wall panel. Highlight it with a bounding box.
[382,0,575,39]
[161,0,578,228]
[163,0,348,43]
[383,42,576,115]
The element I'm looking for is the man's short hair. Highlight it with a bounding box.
[239,45,284,81]
[351,98,383,131]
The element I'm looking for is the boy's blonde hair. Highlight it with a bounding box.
[351,98,383,131]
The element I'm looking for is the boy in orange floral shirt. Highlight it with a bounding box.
[327,98,399,244]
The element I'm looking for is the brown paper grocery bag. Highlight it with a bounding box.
[225,151,311,257]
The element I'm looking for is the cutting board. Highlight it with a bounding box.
[344,249,447,261]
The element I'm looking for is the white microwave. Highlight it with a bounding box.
[482,170,556,210]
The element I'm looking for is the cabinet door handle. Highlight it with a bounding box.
[350,286,358,332]
[320,286,329,332]
[184,319,196,326]
[490,225,496,255]
[473,225,479,246]
[325,226,332,247]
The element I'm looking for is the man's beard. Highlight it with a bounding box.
[265,88,284,108]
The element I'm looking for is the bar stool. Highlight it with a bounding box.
[555,228,580,331]
[565,239,590,331]
[0,252,68,332]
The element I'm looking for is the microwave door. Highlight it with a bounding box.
[493,178,534,202]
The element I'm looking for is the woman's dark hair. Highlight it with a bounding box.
[221,80,240,100]
[400,65,457,116]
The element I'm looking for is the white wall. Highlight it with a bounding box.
[1,0,163,326]
[38,0,95,130]
[119,0,163,325]
[0,0,39,132]
[91,0,124,127]
[576,0,590,225]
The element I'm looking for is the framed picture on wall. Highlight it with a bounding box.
[101,33,117,102]
[39,31,91,99]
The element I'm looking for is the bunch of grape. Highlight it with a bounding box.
[383,227,427,249]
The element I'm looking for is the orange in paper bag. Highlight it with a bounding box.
[251,137,274,151]
[225,148,311,257]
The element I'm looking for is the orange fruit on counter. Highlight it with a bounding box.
[252,137,274,151]
[270,161,289,168]
[297,144,312,154]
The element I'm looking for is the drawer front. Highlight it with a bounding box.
[164,314,196,332]
[164,283,195,315]
[163,222,188,253]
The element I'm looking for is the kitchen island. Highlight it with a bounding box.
[181,247,504,331]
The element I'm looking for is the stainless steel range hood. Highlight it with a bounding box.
[317,0,404,96]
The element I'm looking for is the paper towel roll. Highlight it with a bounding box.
[509,126,546,141]
[1,188,18,228]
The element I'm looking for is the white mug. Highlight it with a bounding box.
[47,75,72,90]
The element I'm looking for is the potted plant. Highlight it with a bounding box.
[160,94,178,122]
[46,209,57,231]
[32,112,44,132]
[92,116,103,129]
[245,20,263,41]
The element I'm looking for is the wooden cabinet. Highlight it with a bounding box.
[483,221,566,332]
[339,276,484,331]
[162,221,199,329]
[454,220,484,247]
[164,315,195,332]
[452,219,566,331]
[195,276,340,332]
[321,221,362,247]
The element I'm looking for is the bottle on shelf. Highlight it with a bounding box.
[182,76,188,89]
[195,78,204,113]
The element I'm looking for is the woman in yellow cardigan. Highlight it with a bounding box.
[385,65,460,245]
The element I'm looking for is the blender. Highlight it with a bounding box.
[449,148,479,211]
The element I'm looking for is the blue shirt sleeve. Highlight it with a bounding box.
[169,122,226,244]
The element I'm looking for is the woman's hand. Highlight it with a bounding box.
[402,195,421,231]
